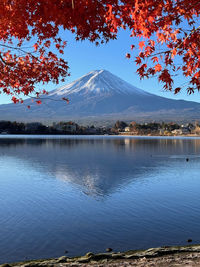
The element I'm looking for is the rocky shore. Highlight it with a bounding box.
[2,244,200,267]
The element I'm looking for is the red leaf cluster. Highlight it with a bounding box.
[105,0,200,93]
[0,0,199,103]
[0,0,116,103]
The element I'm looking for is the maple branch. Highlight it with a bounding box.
[0,52,14,66]
[0,43,41,62]
[0,43,33,51]
[147,50,170,58]
[184,25,200,40]
[172,25,200,60]
[0,53,8,65]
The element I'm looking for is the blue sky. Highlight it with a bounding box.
[1,29,200,104]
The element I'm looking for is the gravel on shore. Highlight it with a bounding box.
[2,244,200,267]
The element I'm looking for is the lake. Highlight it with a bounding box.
[0,135,200,263]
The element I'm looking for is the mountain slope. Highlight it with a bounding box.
[0,69,200,123]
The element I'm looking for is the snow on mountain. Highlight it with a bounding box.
[49,70,150,97]
[0,69,200,123]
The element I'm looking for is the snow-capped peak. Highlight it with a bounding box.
[49,69,149,97]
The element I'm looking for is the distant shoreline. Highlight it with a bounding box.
[1,133,200,137]
[119,133,200,137]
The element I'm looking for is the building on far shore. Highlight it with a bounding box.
[172,128,190,135]
[124,126,130,132]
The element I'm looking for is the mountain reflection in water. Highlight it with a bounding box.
[1,136,200,264]
[0,136,200,197]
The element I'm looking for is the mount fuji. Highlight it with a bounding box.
[0,69,200,123]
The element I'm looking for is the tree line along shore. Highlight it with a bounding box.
[0,120,200,136]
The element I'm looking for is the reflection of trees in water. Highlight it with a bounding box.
[1,137,200,197]
[112,137,200,155]
[0,137,112,148]
[1,137,200,152]
[0,138,26,147]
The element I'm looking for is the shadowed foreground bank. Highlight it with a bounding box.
[2,244,200,267]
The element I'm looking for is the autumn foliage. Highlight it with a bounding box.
[0,0,199,104]
[106,0,200,94]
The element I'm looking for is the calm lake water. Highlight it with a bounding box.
[1,135,200,263]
